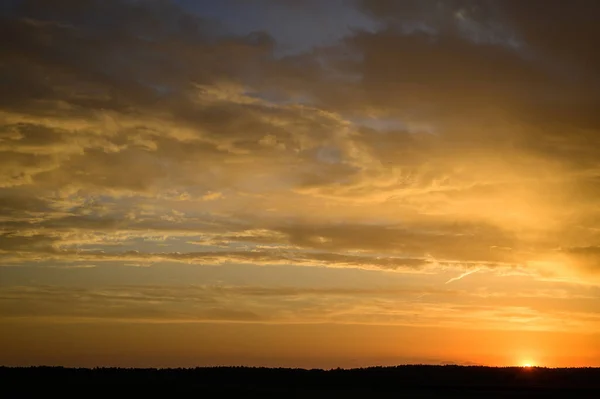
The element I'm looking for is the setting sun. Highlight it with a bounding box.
[520,359,538,368]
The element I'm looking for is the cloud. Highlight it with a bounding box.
[0,230,434,271]
[1,284,599,332]
[201,191,223,201]
[0,0,599,289]
[445,268,480,284]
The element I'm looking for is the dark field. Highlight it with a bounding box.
[2,365,600,398]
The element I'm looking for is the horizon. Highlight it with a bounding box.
[1,0,600,369]
[4,365,600,371]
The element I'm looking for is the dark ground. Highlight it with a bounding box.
[2,365,600,398]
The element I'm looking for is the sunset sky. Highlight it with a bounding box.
[1,0,600,368]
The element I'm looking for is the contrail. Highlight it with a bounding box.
[445,268,480,284]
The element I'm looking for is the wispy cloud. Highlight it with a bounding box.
[445,268,481,284]
[1,284,598,332]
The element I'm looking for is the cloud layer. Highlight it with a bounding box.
[1,0,600,333]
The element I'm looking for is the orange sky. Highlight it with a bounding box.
[1,0,600,368]
[2,321,599,368]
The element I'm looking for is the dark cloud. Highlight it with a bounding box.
[356,0,600,122]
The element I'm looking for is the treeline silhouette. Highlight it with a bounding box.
[2,365,600,397]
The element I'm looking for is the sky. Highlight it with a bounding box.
[1,0,600,368]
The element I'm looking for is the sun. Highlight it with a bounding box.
[520,361,536,368]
